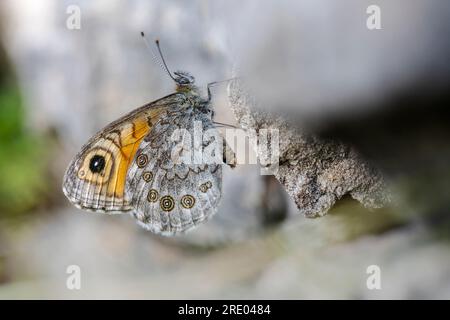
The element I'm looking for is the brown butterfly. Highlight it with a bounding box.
[63,36,234,235]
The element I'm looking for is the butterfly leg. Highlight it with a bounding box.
[207,78,241,102]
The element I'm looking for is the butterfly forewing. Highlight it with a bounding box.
[62,93,184,212]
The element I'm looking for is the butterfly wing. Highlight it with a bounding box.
[62,93,185,212]
[125,103,222,235]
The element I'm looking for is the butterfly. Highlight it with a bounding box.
[63,36,235,235]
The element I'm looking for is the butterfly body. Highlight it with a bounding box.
[63,71,226,235]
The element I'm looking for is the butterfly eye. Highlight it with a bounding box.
[89,155,106,173]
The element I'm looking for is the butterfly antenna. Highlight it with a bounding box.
[140,32,176,82]
[154,39,177,82]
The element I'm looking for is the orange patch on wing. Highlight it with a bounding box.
[106,117,152,198]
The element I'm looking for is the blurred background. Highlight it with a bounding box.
[0,0,449,299]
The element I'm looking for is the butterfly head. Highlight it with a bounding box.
[140,35,198,94]
[174,71,196,92]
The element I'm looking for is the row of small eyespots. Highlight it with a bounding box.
[199,181,212,193]
[143,168,210,201]
[147,189,195,211]
[142,171,153,182]
[136,154,148,168]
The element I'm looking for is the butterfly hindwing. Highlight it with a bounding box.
[125,103,222,235]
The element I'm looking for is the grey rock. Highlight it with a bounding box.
[228,79,389,217]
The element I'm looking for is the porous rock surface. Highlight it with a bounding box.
[228,80,389,217]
